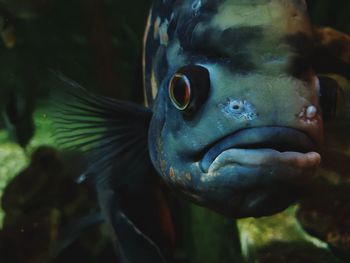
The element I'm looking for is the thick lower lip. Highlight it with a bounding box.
[200,126,320,173]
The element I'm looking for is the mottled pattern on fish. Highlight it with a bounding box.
[144,0,311,105]
[142,0,325,218]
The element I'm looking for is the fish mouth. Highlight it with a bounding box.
[200,126,321,174]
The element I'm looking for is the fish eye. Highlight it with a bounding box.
[318,76,341,122]
[169,73,192,110]
[168,65,210,115]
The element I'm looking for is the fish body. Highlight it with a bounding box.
[53,0,350,261]
[143,0,323,217]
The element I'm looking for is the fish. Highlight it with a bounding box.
[52,0,350,262]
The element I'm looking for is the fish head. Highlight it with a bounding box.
[144,0,326,217]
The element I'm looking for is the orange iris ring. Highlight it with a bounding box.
[168,73,192,111]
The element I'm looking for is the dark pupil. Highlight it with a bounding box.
[173,76,190,107]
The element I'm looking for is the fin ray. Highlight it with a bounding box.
[50,72,152,185]
[50,72,168,262]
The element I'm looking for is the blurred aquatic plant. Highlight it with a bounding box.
[237,206,329,261]
[0,140,27,228]
[0,104,59,227]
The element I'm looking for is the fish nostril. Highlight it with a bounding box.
[232,104,240,110]
[219,98,258,121]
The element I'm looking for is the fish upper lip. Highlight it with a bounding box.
[200,126,319,173]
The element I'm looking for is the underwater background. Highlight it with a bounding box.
[0,0,349,262]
